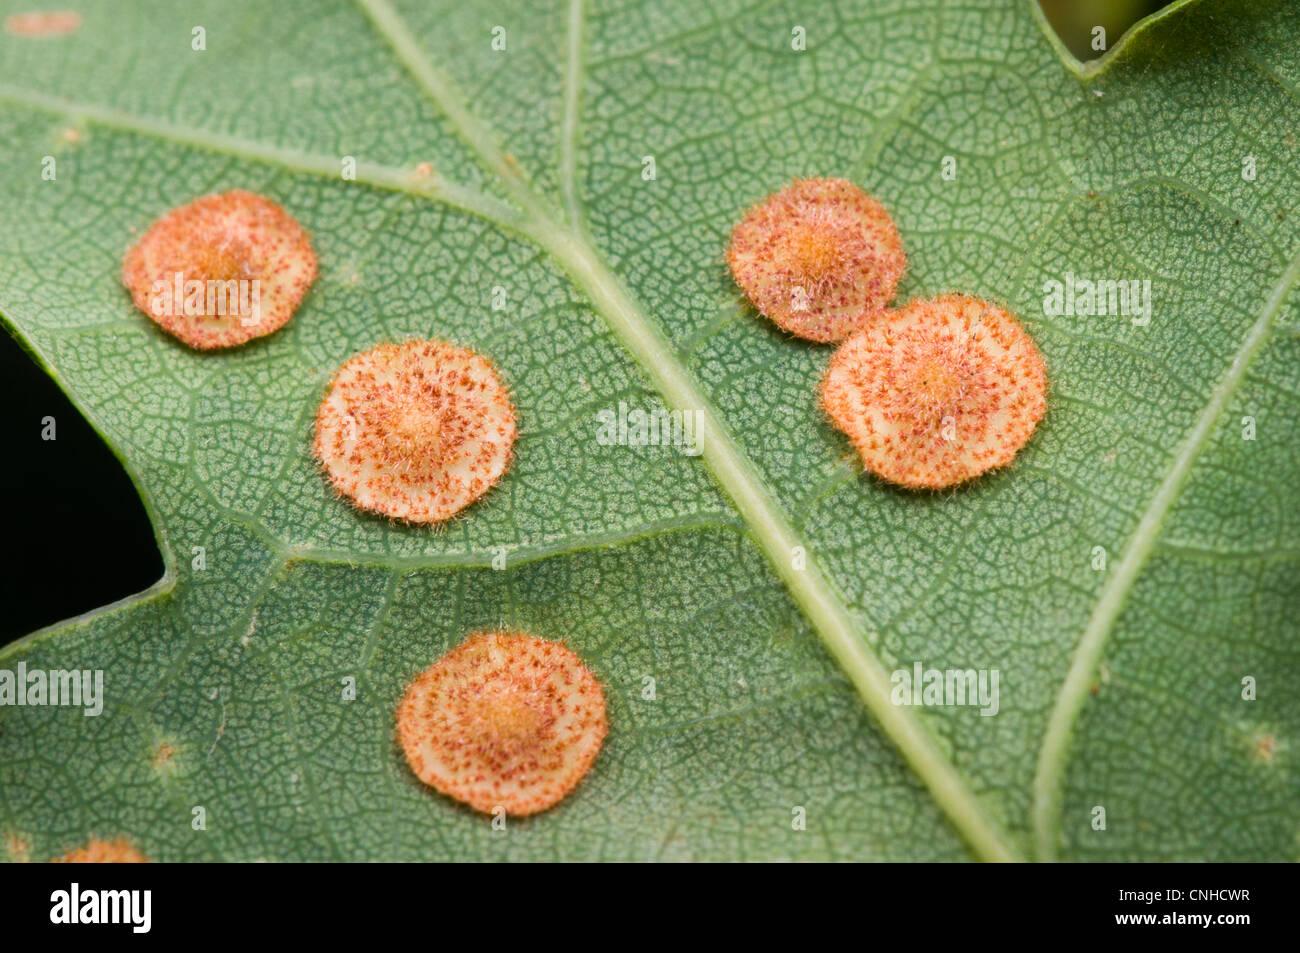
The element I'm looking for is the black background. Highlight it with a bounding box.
[1,860,1273,939]
[0,330,162,643]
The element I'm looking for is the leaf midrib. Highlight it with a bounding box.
[352,0,1026,861]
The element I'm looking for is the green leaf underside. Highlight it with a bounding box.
[0,0,1295,861]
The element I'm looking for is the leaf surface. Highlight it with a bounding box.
[0,0,1296,861]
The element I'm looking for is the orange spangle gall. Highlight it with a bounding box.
[396,631,607,816]
[314,339,517,524]
[727,177,906,343]
[150,740,178,771]
[4,11,81,36]
[121,189,317,350]
[5,832,30,862]
[53,837,149,863]
[1255,735,1276,763]
[821,294,1047,489]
